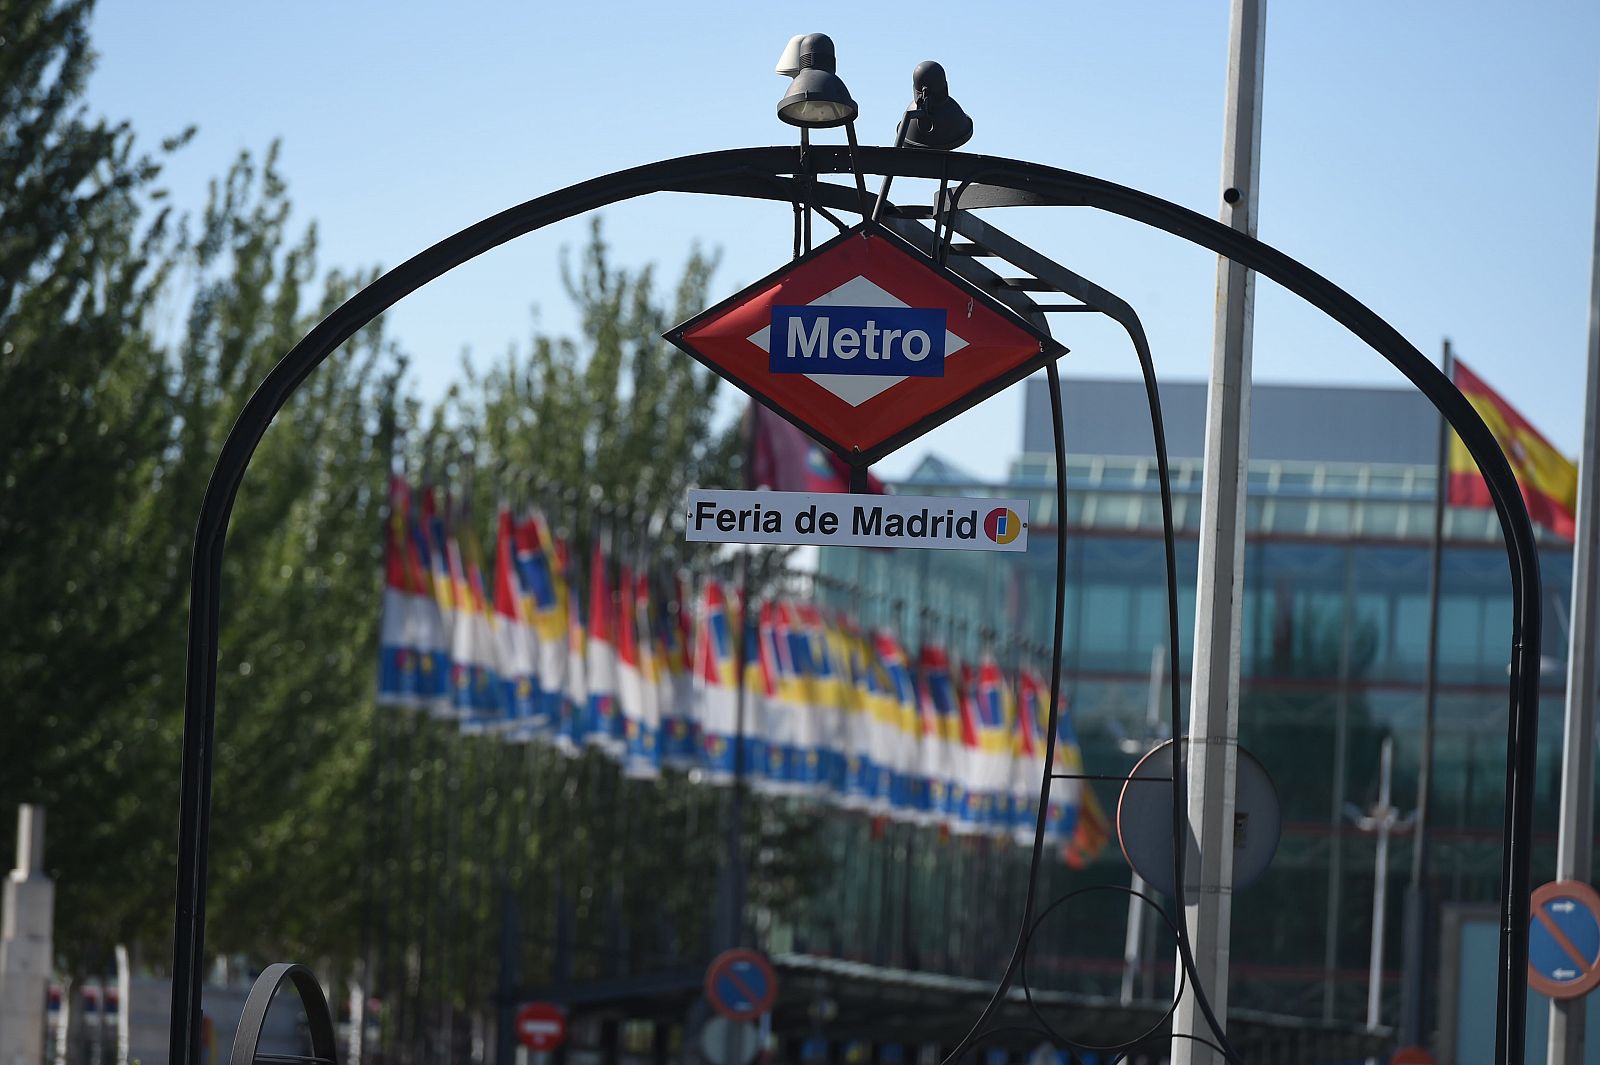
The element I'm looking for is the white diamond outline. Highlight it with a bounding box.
[746,276,971,407]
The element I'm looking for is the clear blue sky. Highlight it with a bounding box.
[88,1,1599,481]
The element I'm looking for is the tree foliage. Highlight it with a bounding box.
[173,147,405,967]
[1,15,832,1040]
[421,217,736,532]
[0,0,186,970]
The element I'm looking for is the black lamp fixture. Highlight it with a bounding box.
[901,60,972,150]
[869,58,975,224]
[775,33,857,128]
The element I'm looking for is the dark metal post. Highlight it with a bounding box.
[600,1017,620,1065]
[653,1021,672,1065]
[1322,545,1357,1022]
[359,704,389,1065]
[496,880,520,1065]
[1401,339,1453,1046]
[720,411,760,951]
[389,713,420,1063]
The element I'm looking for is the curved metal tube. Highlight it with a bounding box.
[228,961,339,1065]
[170,145,1541,1065]
[926,209,1243,1061]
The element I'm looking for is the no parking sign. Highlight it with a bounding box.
[1528,880,1600,999]
[704,949,778,1021]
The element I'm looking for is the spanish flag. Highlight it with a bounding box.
[1448,359,1578,539]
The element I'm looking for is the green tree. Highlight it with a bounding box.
[0,0,190,973]
[2,0,406,977]
[166,147,407,967]
[423,217,735,528]
[2,8,825,1034]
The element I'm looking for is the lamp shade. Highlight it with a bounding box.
[775,33,857,129]
[775,34,805,77]
[901,60,972,151]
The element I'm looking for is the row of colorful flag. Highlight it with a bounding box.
[376,476,1109,860]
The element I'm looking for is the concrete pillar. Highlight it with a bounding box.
[0,805,54,1065]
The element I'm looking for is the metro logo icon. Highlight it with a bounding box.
[770,305,946,378]
[984,507,1022,545]
[665,222,1065,465]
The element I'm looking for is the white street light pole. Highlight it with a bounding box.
[1548,99,1600,1065]
[1349,736,1414,1033]
[1366,737,1396,1031]
[1171,1,1265,1062]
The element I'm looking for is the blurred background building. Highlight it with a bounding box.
[814,376,1581,1023]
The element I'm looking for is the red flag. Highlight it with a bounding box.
[616,561,638,670]
[748,401,886,493]
[1064,787,1111,869]
[384,476,412,593]
[492,506,519,624]
[1447,359,1578,539]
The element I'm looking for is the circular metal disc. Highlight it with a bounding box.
[700,1017,761,1065]
[1116,738,1282,898]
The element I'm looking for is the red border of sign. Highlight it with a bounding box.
[1528,879,1600,999]
[663,221,1068,468]
[704,948,778,1021]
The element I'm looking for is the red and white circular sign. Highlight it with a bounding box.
[514,1002,566,1052]
[1390,1047,1435,1065]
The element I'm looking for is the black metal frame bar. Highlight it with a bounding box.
[168,145,1542,1065]
[925,209,1245,1061]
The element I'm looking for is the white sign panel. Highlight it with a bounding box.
[684,489,1029,552]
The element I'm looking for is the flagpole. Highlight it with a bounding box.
[1400,338,1451,1047]
[1549,104,1600,1065]
[719,405,760,951]
[1121,643,1165,1007]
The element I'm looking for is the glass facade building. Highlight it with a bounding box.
[813,377,1588,1022]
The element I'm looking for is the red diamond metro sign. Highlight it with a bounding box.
[664,222,1067,466]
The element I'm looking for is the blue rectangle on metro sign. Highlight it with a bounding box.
[769,305,947,377]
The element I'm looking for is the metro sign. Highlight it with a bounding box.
[665,222,1067,465]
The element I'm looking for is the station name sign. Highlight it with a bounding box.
[684,489,1029,553]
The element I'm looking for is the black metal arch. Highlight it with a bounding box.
[228,961,339,1065]
[169,145,1542,1065]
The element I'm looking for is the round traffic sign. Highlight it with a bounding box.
[700,1016,761,1065]
[704,948,778,1021]
[1116,739,1282,898]
[514,1002,566,1052]
[1390,1047,1435,1065]
[1528,880,1600,999]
